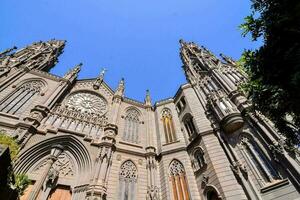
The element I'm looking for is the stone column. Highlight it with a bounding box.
[27,145,64,200]
[146,147,159,200]
[144,90,159,200]
[86,124,117,200]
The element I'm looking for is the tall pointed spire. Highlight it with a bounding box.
[63,63,82,80]
[145,89,152,107]
[1,40,66,72]
[93,68,106,90]
[179,40,222,84]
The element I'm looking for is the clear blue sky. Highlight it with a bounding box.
[0,0,260,103]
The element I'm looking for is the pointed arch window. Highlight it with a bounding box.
[169,160,190,200]
[118,160,138,200]
[183,114,196,137]
[239,136,280,186]
[123,109,140,143]
[0,80,44,115]
[162,109,176,143]
[194,148,206,170]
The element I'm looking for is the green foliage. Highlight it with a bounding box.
[240,0,300,146]
[0,132,30,196]
[13,174,30,196]
[0,133,19,160]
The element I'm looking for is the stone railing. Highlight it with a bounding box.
[41,105,108,138]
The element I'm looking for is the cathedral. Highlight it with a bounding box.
[0,39,299,200]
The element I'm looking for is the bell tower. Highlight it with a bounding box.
[180,39,244,134]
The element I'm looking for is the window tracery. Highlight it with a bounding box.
[66,92,107,115]
[169,160,190,200]
[123,108,140,143]
[239,136,280,186]
[194,148,206,170]
[162,108,176,143]
[0,80,44,115]
[118,160,138,200]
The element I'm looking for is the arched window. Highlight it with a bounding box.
[118,160,138,200]
[183,114,196,137]
[169,160,190,200]
[123,109,140,143]
[0,80,44,115]
[162,109,176,143]
[194,148,206,170]
[239,136,280,186]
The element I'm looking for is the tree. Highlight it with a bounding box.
[0,132,30,198]
[240,0,300,147]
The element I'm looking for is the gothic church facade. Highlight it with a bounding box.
[0,40,299,200]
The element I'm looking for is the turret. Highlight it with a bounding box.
[180,40,244,134]
[63,63,82,82]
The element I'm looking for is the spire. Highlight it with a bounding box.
[220,53,236,66]
[145,89,152,107]
[63,63,82,80]
[5,40,66,72]
[115,77,125,97]
[93,68,106,90]
[179,40,222,85]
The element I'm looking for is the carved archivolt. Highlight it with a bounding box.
[14,135,92,184]
[33,152,75,178]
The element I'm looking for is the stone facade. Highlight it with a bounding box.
[0,40,299,200]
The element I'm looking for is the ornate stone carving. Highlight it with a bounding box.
[169,160,185,176]
[201,174,209,188]
[268,142,284,162]
[116,154,122,161]
[119,160,137,182]
[230,160,248,179]
[66,92,107,115]
[34,153,75,178]
[146,185,159,200]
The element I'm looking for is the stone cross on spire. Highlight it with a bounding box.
[93,68,107,90]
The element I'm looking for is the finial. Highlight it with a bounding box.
[93,67,107,90]
[115,77,125,97]
[64,63,82,79]
[179,39,187,47]
[145,89,152,107]
[100,68,107,77]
